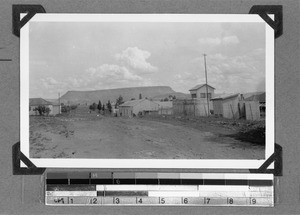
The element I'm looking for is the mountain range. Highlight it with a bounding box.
[60,86,190,105]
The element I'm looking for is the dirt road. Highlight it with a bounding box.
[30,113,264,159]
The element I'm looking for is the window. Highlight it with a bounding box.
[200,93,212,99]
[191,94,197,98]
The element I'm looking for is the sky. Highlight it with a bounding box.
[29,20,266,99]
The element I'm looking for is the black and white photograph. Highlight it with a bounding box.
[20,14,274,168]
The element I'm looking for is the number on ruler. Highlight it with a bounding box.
[205,197,210,204]
[54,197,65,204]
[91,173,98,178]
[115,197,120,204]
[69,197,74,204]
[160,198,165,204]
[183,198,188,204]
[250,198,256,204]
[137,198,143,204]
[89,197,98,204]
[227,198,234,204]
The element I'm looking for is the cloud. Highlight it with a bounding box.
[222,36,239,45]
[69,64,151,90]
[181,49,265,94]
[115,47,157,72]
[86,64,142,82]
[40,77,60,89]
[197,38,222,46]
[197,35,240,46]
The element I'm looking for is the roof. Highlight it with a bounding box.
[29,98,53,106]
[119,99,148,107]
[45,99,60,105]
[211,93,240,101]
[244,92,265,102]
[154,101,173,108]
[189,84,215,91]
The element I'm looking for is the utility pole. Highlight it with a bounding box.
[203,54,210,116]
[58,92,61,114]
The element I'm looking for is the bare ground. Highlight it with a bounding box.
[29,109,264,159]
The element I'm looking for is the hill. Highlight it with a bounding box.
[152,92,191,101]
[60,86,179,105]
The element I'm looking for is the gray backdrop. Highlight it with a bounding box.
[0,0,299,214]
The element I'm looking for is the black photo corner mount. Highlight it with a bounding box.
[249,5,283,38]
[12,142,46,175]
[249,143,283,176]
[12,4,46,37]
[248,5,283,177]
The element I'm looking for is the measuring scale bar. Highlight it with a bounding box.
[45,173,274,206]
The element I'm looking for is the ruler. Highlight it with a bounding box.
[45,172,274,206]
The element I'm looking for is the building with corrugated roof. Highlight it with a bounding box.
[119,99,159,117]
[211,93,241,119]
[29,98,61,116]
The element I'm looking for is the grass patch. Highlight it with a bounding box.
[230,121,265,145]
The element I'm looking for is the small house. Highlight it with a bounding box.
[119,99,159,117]
[29,98,61,116]
[189,84,215,112]
[211,94,240,119]
[189,84,215,100]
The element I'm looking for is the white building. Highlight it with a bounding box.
[119,99,159,117]
[29,98,61,116]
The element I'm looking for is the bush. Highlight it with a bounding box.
[89,103,97,111]
[235,122,265,145]
[33,105,50,116]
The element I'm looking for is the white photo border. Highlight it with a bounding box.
[20,14,274,169]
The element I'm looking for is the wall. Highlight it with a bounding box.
[173,99,209,117]
[212,99,223,116]
[244,101,260,120]
[222,97,240,119]
[132,100,159,115]
[52,105,61,115]
[195,86,215,99]
[119,106,133,117]
[158,107,173,115]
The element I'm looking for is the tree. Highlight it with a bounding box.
[102,104,105,112]
[34,105,50,116]
[70,104,77,110]
[164,97,169,101]
[89,103,97,111]
[131,98,135,100]
[139,93,142,99]
[97,100,102,113]
[107,100,112,113]
[115,95,124,108]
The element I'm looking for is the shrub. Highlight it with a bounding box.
[34,105,50,116]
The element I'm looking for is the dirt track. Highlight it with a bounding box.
[29,111,264,159]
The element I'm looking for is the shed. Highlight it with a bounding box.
[244,92,266,118]
[211,93,240,119]
[119,99,159,117]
